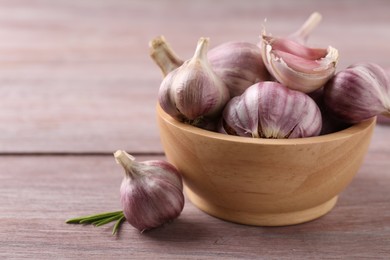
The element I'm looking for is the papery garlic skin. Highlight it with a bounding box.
[149,36,269,98]
[261,12,339,93]
[114,150,184,232]
[149,36,184,77]
[324,63,390,124]
[158,37,230,125]
[208,41,270,97]
[220,81,322,138]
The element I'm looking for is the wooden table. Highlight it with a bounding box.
[1,1,390,259]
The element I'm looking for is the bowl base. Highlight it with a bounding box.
[185,187,338,226]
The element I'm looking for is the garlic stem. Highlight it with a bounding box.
[191,37,209,62]
[114,150,137,179]
[290,12,322,43]
[149,35,184,77]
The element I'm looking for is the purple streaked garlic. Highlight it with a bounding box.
[324,63,390,124]
[158,37,230,127]
[114,150,184,232]
[261,12,339,93]
[220,81,322,138]
[149,36,269,97]
[208,41,270,97]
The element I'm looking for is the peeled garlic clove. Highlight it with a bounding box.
[114,150,184,232]
[158,37,230,125]
[220,81,322,138]
[149,36,184,77]
[324,63,390,124]
[261,12,339,93]
[208,41,270,97]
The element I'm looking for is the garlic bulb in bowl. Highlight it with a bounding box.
[220,81,322,139]
[324,62,390,124]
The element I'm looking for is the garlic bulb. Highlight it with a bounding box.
[149,36,269,97]
[149,35,184,77]
[114,150,184,232]
[208,41,270,97]
[261,12,339,93]
[158,37,230,126]
[324,63,390,124]
[220,81,322,138]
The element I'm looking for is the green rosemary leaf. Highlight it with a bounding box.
[66,210,122,224]
[93,213,123,227]
[112,215,125,235]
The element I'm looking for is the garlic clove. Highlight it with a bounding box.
[208,41,270,97]
[149,35,184,77]
[114,150,184,232]
[220,81,322,139]
[324,63,390,124]
[158,37,230,126]
[261,12,339,93]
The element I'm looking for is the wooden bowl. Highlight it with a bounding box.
[156,105,376,226]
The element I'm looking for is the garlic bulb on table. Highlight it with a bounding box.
[158,37,230,128]
[114,150,184,232]
[220,81,322,139]
[66,151,184,234]
[324,63,390,124]
[261,12,339,93]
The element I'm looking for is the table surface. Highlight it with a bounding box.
[1,1,390,259]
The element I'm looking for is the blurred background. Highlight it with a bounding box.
[1,0,389,154]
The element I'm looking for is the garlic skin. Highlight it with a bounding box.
[309,87,351,135]
[114,150,184,232]
[149,36,184,77]
[208,41,270,97]
[149,36,269,97]
[220,81,322,138]
[261,12,339,93]
[158,37,230,126]
[324,63,390,124]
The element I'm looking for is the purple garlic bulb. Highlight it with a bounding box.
[208,41,270,97]
[324,63,390,124]
[114,150,184,232]
[220,81,322,138]
[158,37,230,126]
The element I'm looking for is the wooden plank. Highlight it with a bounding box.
[0,153,389,259]
[1,0,390,153]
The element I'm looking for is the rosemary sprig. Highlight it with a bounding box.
[66,210,125,235]
[112,215,126,235]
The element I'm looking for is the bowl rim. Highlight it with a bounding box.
[157,104,377,145]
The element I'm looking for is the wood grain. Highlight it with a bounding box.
[158,105,376,226]
[0,0,390,153]
[0,154,389,259]
[1,1,390,259]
